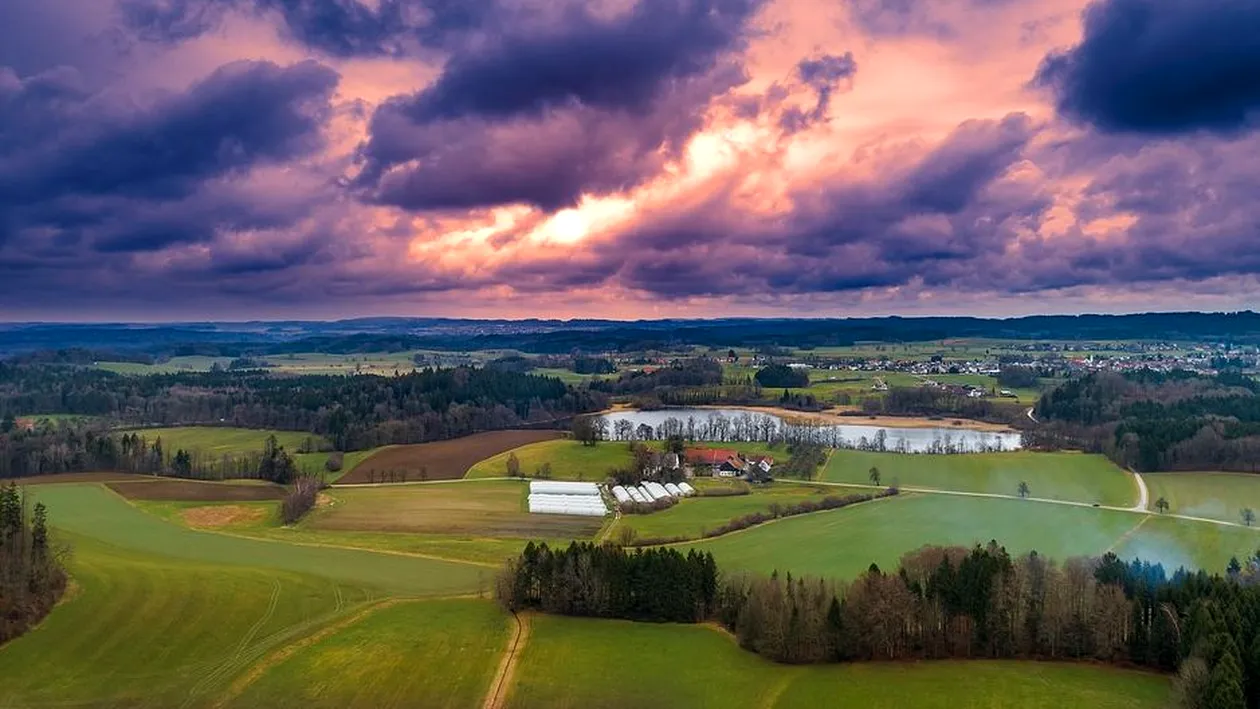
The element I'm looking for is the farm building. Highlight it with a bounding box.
[685,447,773,479]
[528,480,608,516]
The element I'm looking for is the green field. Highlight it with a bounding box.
[822,450,1136,506]
[1112,514,1260,575]
[117,426,327,455]
[466,439,632,480]
[611,482,842,542]
[507,614,1171,709]
[226,599,511,709]
[1143,472,1260,524]
[28,485,490,594]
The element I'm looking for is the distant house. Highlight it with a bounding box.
[685,448,773,479]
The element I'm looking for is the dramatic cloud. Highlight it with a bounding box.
[1,0,1259,319]
[355,0,763,210]
[1035,0,1260,134]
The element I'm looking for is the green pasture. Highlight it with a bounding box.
[299,447,385,481]
[0,534,371,708]
[28,484,490,595]
[117,426,327,456]
[227,599,510,709]
[1113,514,1260,575]
[612,482,841,542]
[507,615,1170,709]
[1143,472,1260,524]
[466,439,632,480]
[822,450,1136,507]
[691,494,1143,580]
[95,355,233,374]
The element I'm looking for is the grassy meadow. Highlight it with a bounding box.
[822,450,1136,507]
[1142,472,1260,524]
[117,426,326,455]
[507,615,1171,709]
[612,482,840,542]
[225,599,511,709]
[466,439,633,480]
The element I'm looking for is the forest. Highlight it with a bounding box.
[1032,371,1260,472]
[499,540,1260,709]
[0,484,67,644]
[0,363,605,452]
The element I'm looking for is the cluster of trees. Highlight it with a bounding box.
[496,542,718,623]
[996,366,1041,389]
[0,427,302,482]
[755,364,810,389]
[1033,371,1260,472]
[0,363,604,453]
[0,484,67,644]
[862,387,1015,423]
[279,476,323,524]
[775,442,827,479]
[500,537,1260,707]
[589,358,724,395]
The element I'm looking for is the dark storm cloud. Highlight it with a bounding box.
[1034,0,1260,134]
[780,52,857,134]
[0,59,339,252]
[356,0,764,211]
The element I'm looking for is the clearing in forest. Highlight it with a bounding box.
[338,430,564,483]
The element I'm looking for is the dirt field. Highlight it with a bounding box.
[106,479,286,501]
[338,430,565,484]
[182,505,267,528]
[313,481,603,539]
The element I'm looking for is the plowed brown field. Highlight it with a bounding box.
[338,430,565,484]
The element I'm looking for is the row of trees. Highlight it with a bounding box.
[0,427,302,482]
[0,484,67,644]
[499,539,1260,707]
[496,542,719,623]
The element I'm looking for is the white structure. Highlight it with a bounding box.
[636,484,655,501]
[611,486,632,504]
[677,482,696,496]
[644,482,670,500]
[627,487,647,503]
[528,480,607,516]
[664,483,683,497]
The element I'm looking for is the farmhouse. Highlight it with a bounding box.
[684,447,774,479]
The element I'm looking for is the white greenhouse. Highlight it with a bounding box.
[627,487,647,503]
[527,480,607,516]
[664,483,683,497]
[529,481,600,496]
[677,482,696,496]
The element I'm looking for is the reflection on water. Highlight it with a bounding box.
[598,408,1022,453]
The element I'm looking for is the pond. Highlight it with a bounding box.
[598,408,1022,453]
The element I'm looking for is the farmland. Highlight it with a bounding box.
[612,481,840,542]
[117,426,326,456]
[225,599,511,709]
[338,430,564,483]
[690,493,1256,579]
[506,614,1171,709]
[1142,471,1260,524]
[310,480,605,539]
[465,438,632,480]
[821,450,1136,506]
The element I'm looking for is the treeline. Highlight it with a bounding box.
[500,539,1260,707]
[1033,371,1260,472]
[0,427,306,481]
[0,363,605,452]
[496,542,719,623]
[590,358,724,395]
[1,484,67,644]
[861,386,1018,423]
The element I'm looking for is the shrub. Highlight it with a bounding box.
[280,476,323,525]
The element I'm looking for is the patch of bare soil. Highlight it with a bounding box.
[181,505,267,528]
[338,430,565,483]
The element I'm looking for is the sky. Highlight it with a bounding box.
[1,0,1258,321]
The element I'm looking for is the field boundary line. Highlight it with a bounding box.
[1105,514,1154,556]
[211,598,403,708]
[1130,469,1149,511]
[483,610,530,709]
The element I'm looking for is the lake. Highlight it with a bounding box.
[598,408,1022,453]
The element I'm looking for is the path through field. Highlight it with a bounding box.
[483,611,530,709]
[1132,471,1149,512]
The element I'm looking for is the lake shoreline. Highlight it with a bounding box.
[601,404,1017,434]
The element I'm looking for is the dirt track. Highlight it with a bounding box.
[337,430,564,484]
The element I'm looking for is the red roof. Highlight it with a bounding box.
[685,448,737,465]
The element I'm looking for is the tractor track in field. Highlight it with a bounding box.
[483,611,530,709]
